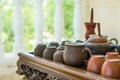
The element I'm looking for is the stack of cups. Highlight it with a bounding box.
[101,52,120,79]
[87,51,120,79]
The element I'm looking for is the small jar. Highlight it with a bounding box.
[53,50,64,63]
[43,46,56,60]
[34,44,46,57]
[53,46,65,63]
[87,55,105,74]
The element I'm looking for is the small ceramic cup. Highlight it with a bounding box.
[87,55,105,74]
[101,59,120,79]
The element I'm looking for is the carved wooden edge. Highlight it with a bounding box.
[16,53,67,80]
[16,52,117,80]
[16,58,23,75]
[16,59,57,80]
[16,53,83,80]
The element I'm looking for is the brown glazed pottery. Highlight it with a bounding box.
[87,55,105,74]
[53,46,65,63]
[53,50,64,64]
[63,43,91,66]
[101,59,120,79]
[43,46,56,60]
[34,43,46,57]
[105,52,120,59]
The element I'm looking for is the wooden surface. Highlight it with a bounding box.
[16,52,117,80]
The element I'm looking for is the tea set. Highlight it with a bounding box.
[33,8,120,79]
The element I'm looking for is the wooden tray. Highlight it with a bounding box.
[16,52,117,80]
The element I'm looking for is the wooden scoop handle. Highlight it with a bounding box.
[97,23,101,37]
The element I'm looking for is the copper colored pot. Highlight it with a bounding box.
[87,55,105,74]
[101,59,120,79]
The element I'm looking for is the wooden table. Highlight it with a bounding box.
[16,52,117,80]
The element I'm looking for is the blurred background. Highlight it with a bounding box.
[1,0,74,53]
[0,0,120,80]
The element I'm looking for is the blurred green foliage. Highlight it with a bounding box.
[1,0,74,52]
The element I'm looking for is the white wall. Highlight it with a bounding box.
[90,0,120,42]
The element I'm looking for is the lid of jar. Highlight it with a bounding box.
[57,46,65,50]
[47,46,56,49]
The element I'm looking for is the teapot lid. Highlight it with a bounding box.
[87,36,108,43]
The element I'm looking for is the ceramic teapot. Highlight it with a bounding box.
[86,43,113,55]
[86,35,118,55]
[63,42,91,66]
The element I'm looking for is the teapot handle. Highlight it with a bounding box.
[109,38,118,45]
[83,48,92,60]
